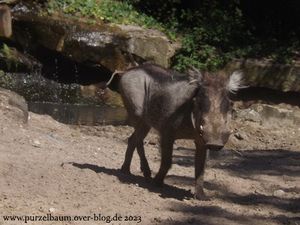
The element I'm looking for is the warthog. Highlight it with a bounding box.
[118,63,243,199]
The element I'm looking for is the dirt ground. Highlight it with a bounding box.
[0,94,300,225]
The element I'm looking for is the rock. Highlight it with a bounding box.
[235,108,262,123]
[48,207,56,213]
[0,0,19,4]
[234,132,244,140]
[0,87,28,123]
[32,139,41,148]
[225,59,300,93]
[0,5,12,38]
[252,103,300,126]
[234,103,300,127]
[80,84,124,107]
[117,25,178,68]
[11,2,179,71]
[273,189,286,198]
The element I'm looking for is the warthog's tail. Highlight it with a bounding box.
[105,70,124,87]
[106,52,142,88]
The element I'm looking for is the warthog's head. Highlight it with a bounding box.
[189,69,244,151]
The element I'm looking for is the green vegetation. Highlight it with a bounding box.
[42,0,300,71]
[0,44,20,71]
[45,0,168,33]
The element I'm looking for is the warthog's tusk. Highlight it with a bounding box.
[191,113,203,135]
[191,112,196,129]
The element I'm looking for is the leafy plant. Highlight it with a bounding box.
[0,44,19,71]
[43,0,300,71]
[45,0,168,33]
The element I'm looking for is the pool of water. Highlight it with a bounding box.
[29,102,127,126]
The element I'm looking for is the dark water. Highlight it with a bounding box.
[28,102,127,126]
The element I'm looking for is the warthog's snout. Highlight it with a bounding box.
[205,144,224,151]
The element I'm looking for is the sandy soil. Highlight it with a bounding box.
[0,94,299,225]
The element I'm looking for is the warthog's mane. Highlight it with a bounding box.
[201,70,244,94]
[202,71,228,90]
[126,64,244,94]
[130,63,189,83]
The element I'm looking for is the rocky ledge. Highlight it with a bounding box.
[11,2,179,71]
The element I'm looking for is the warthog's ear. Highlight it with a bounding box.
[227,71,246,93]
[188,66,203,84]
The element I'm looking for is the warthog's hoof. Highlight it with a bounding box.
[142,168,151,178]
[120,165,131,175]
[194,194,210,201]
[194,190,210,201]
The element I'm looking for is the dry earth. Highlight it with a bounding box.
[0,91,300,225]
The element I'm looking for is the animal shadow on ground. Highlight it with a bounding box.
[68,148,300,225]
[164,148,300,225]
[160,203,300,225]
[70,162,193,201]
[213,149,300,212]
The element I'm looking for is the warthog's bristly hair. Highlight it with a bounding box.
[227,71,245,93]
[188,67,203,85]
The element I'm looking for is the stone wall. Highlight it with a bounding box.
[226,59,300,93]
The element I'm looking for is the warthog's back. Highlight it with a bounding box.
[119,64,198,133]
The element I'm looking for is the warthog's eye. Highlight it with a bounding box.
[196,96,210,113]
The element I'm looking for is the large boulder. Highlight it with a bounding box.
[234,103,300,126]
[225,59,300,93]
[11,3,178,71]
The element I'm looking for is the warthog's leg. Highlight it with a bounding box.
[153,133,175,186]
[194,138,208,200]
[121,132,136,174]
[121,122,150,176]
[136,127,151,178]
